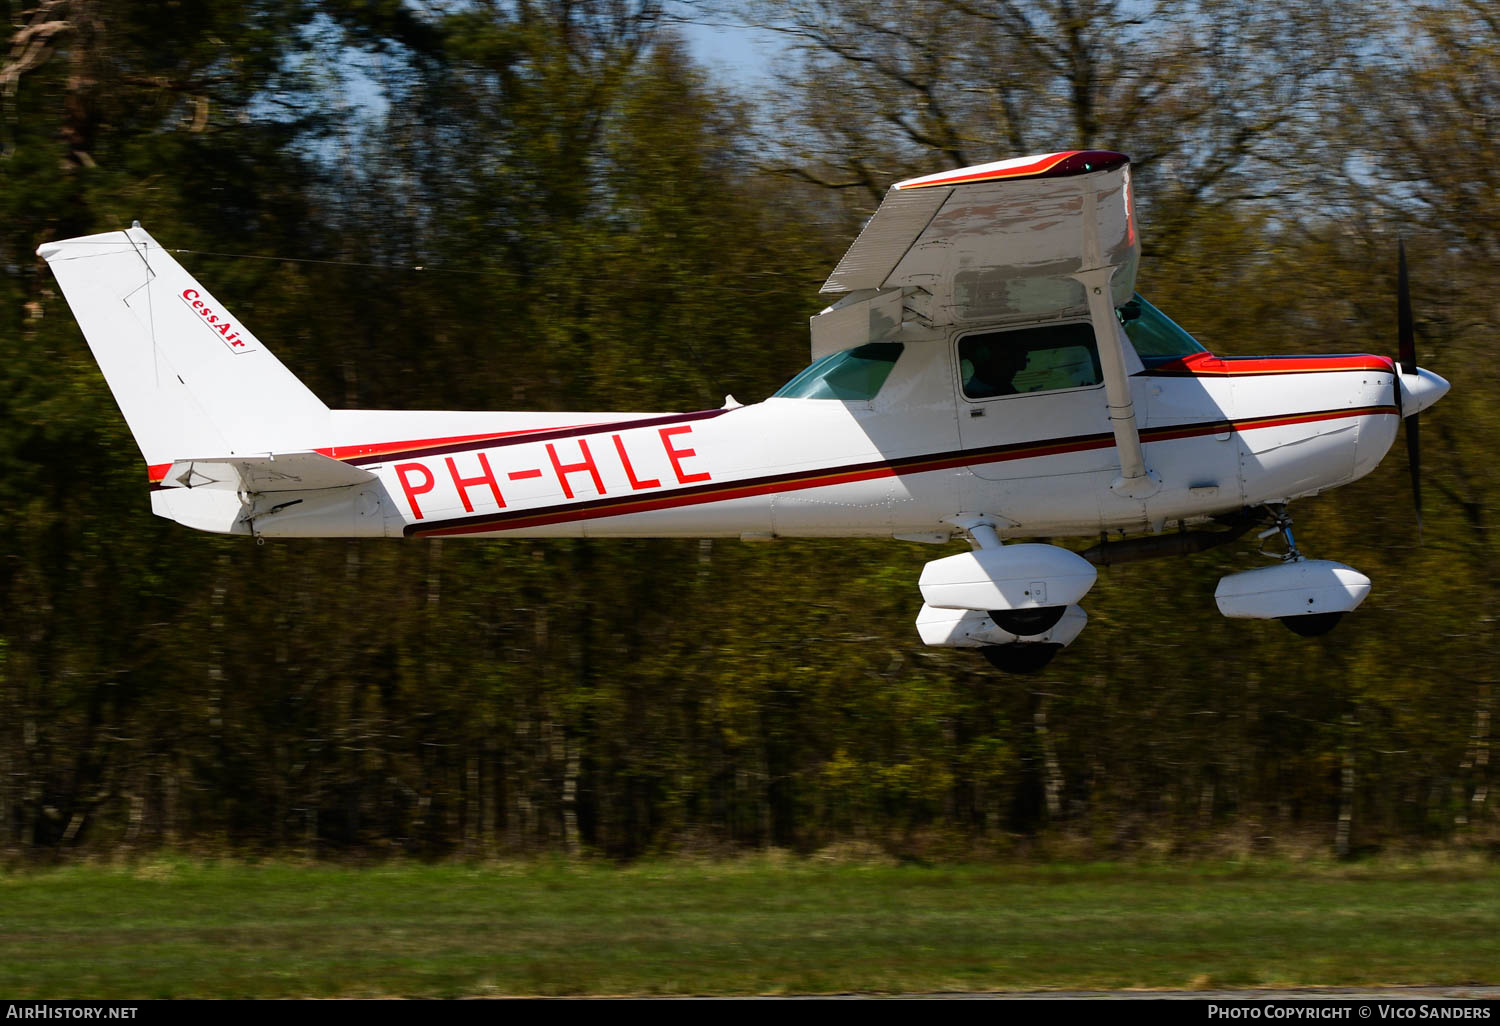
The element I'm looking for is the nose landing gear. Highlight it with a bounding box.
[1213,505,1370,637]
[1256,506,1342,636]
[1279,611,1345,637]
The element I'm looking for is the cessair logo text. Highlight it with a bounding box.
[179,287,258,354]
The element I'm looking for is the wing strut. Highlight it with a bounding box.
[1074,184,1157,499]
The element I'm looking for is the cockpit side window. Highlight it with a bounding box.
[958,322,1102,399]
[774,342,905,401]
[1118,294,1209,361]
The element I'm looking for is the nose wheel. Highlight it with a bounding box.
[1255,505,1347,637]
[1279,612,1344,637]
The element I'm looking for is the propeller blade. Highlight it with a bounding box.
[1396,239,1423,541]
[1406,404,1422,537]
[1397,239,1416,376]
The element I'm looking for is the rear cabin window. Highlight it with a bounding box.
[774,342,905,401]
[959,323,1102,399]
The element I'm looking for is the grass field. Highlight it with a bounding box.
[3,856,1498,997]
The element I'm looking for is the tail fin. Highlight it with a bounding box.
[38,226,329,480]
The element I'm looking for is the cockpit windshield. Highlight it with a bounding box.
[774,342,905,400]
[1118,295,1208,361]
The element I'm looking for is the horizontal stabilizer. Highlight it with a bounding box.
[163,452,375,494]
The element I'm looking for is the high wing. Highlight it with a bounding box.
[812,149,1155,497]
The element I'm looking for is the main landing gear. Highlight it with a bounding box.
[915,519,1096,673]
[980,640,1063,674]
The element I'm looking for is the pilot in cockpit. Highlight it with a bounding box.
[962,340,1029,398]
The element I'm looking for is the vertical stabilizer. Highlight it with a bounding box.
[38,226,329,476]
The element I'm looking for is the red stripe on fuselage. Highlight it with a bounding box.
[143,357,1391,484]
[1141,352,1396,377]
[407,404,1398,539]
[337,409,728,468]
[323,427,577,462]
[145,425,574,485]
[143,409,730,484]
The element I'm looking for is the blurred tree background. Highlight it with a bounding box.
[0,0,1493,859]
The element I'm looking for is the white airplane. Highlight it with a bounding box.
[40,149,1449,672]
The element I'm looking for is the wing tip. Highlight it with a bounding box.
[895,149,1130,191]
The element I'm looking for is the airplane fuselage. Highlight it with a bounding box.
[162,336,1403,545]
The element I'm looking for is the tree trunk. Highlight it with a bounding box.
[1035,693,1063,821]
[1335,710,1356,858]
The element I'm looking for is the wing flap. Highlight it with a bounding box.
[821,187,952,294]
